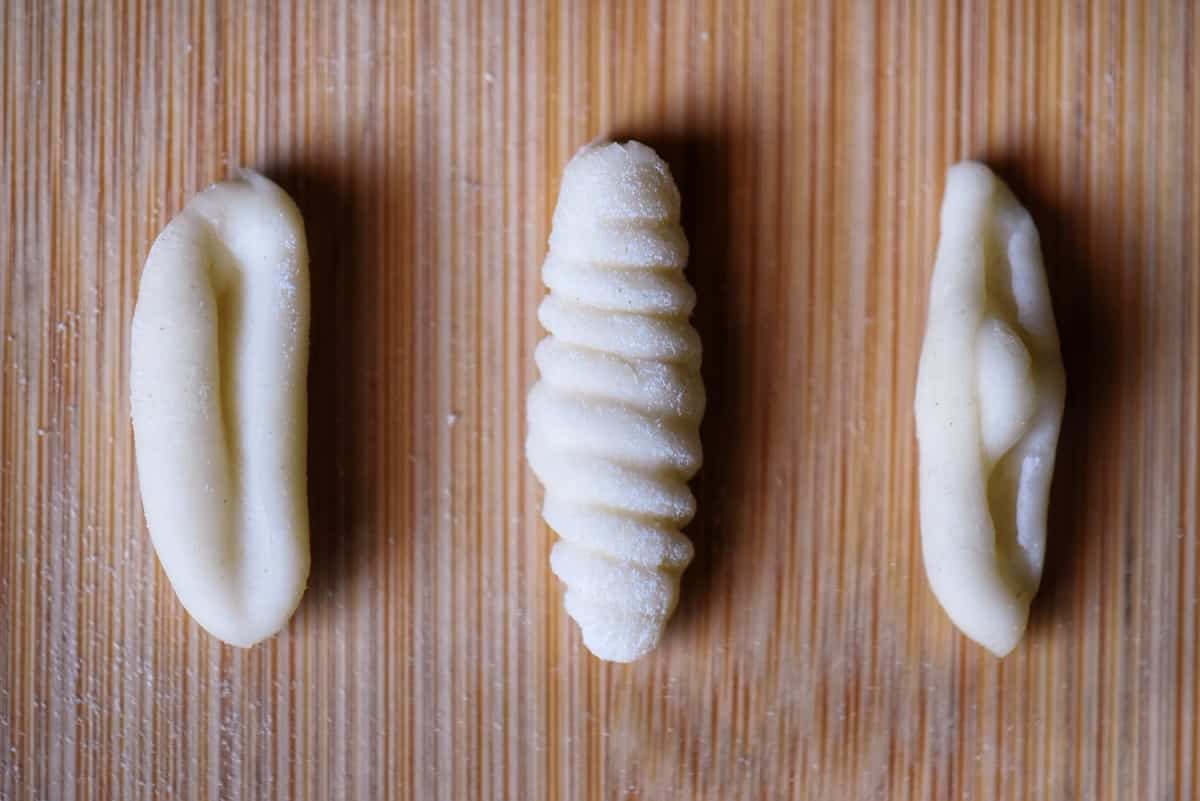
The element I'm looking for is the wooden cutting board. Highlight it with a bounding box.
[3,2,1198,799]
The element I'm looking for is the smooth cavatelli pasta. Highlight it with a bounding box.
[914,162,1066,657]
[526,141,705,662]
[130,171,311,647]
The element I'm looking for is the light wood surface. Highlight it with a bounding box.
[2,2,1198,799]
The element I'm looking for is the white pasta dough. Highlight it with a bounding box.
[914,161,1066,656]
[527,141,704,662]
[130,171,311,647]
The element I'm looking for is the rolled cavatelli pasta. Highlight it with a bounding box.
[527,141,704,662]
[914,162,1066,656]
[131,171,310,647]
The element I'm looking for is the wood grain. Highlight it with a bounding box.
[2,1,1198,799]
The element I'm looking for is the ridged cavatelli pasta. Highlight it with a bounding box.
[526,141,705,662]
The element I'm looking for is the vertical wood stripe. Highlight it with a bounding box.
[1,1,1198,799]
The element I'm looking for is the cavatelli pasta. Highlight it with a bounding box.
[130,171,310,647]
[913,162,1066,657]
[526,141,705,662]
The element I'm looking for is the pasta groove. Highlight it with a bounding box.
[527,141,704,662]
